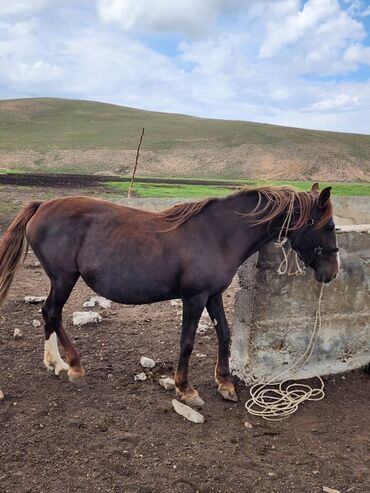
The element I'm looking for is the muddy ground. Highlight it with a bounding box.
[0,182,369,493]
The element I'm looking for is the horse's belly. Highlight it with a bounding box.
[80,263,180,305]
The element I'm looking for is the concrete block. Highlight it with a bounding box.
[230,227,370,383]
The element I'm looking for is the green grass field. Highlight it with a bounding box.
[106,178,370,197]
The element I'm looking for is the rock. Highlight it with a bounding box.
[0,389,4,400]
[72,311,102,326]
[196,353,207,358]
[244,421,253,429]
[172,399,205,424]
[323,487,341,493]
[24,296,46,304]
[159,377,176,390]
[32,319,41,328]
[197,310,212,335]
[107,373,113,379]
[134,372,147,381]
[140,356,155,369]
[83,296,111,309]
[13,328,23,339]
[267,472,276,477]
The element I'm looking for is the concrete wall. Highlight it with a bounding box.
[332,196,370,225]
[118,196,370,225]
[230,226,370,383]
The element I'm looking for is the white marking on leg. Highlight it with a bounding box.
[213,319,218,326]
[44,333,69,376]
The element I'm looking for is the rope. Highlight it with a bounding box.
[245,196,325,421]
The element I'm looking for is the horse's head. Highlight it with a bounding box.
[290,183,339,283]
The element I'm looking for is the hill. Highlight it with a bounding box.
[0,98,369,181]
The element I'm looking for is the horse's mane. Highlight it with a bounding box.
[158,198,213,230]
[158,186,332,231]
[239,186,333,230]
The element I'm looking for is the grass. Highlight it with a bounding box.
[106,179,370,197]
[106,181,233,198]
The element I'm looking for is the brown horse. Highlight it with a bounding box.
[0,184,338,407]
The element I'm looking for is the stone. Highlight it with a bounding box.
[323,487,341,493]
[13,328,23,339]
[140,356,155,369]
[72,311,102,326]
[172,399,205,424]
[83,296,111,309]
[134,372,147,381]
[159,377,175,390]
[32,319,41,328]
[170,300,180,307]
[197,310,212,335]
[0,389,4,400]
[196,353,207,358]
[244,421,253,429]
[24,296,46,304]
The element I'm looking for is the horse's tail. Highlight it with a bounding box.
[0,201,43,307]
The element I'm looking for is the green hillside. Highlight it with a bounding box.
[0,98,369,181]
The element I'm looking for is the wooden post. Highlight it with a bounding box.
[127,127,144,198]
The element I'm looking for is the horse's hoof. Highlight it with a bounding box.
[54,362,69,377]
[68,369,85,386]
[218,387,238,402]
[184,395,205,409]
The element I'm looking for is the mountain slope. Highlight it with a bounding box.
[0,98,369,181]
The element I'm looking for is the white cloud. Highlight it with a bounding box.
[0,0,369,133]
[97,0,244,36]
[343,43,370,65]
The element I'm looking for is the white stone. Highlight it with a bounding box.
[197,309,212,335]
[159,377,175,390]
[72,311,102,326]
[24,296,46,304]
[13,328,23,339]
[83,296,111,309]
[172,399,205,424]
[323,487,341,493]
[140,356,155,369]
[170,300,181,307]
[244,421,253,429]
[196,353,207,358]
[134,372,147,381]
[32,319,41,328]
[0,389,4,400]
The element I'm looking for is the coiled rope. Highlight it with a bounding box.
[245,199,326,421]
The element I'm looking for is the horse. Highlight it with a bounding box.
[0,183,339,408]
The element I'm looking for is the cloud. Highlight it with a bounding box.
[0,0,369,133]
[96,0,243,36]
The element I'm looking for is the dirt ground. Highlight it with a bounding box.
[0,184,369,493]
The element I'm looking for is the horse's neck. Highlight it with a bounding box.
[208,193,282,266]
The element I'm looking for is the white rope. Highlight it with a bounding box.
[245,196,325,421]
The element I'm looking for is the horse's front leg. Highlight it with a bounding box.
[206,293,238,402]
[175,294,207,409]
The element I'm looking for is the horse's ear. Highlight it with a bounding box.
[318,187,331,209]
[310,183,320,194]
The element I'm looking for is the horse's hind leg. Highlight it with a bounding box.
[42,274,84,383]
[206,294,237,402]
[175,294,207,409]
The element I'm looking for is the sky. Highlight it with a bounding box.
[0,0,370,134]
